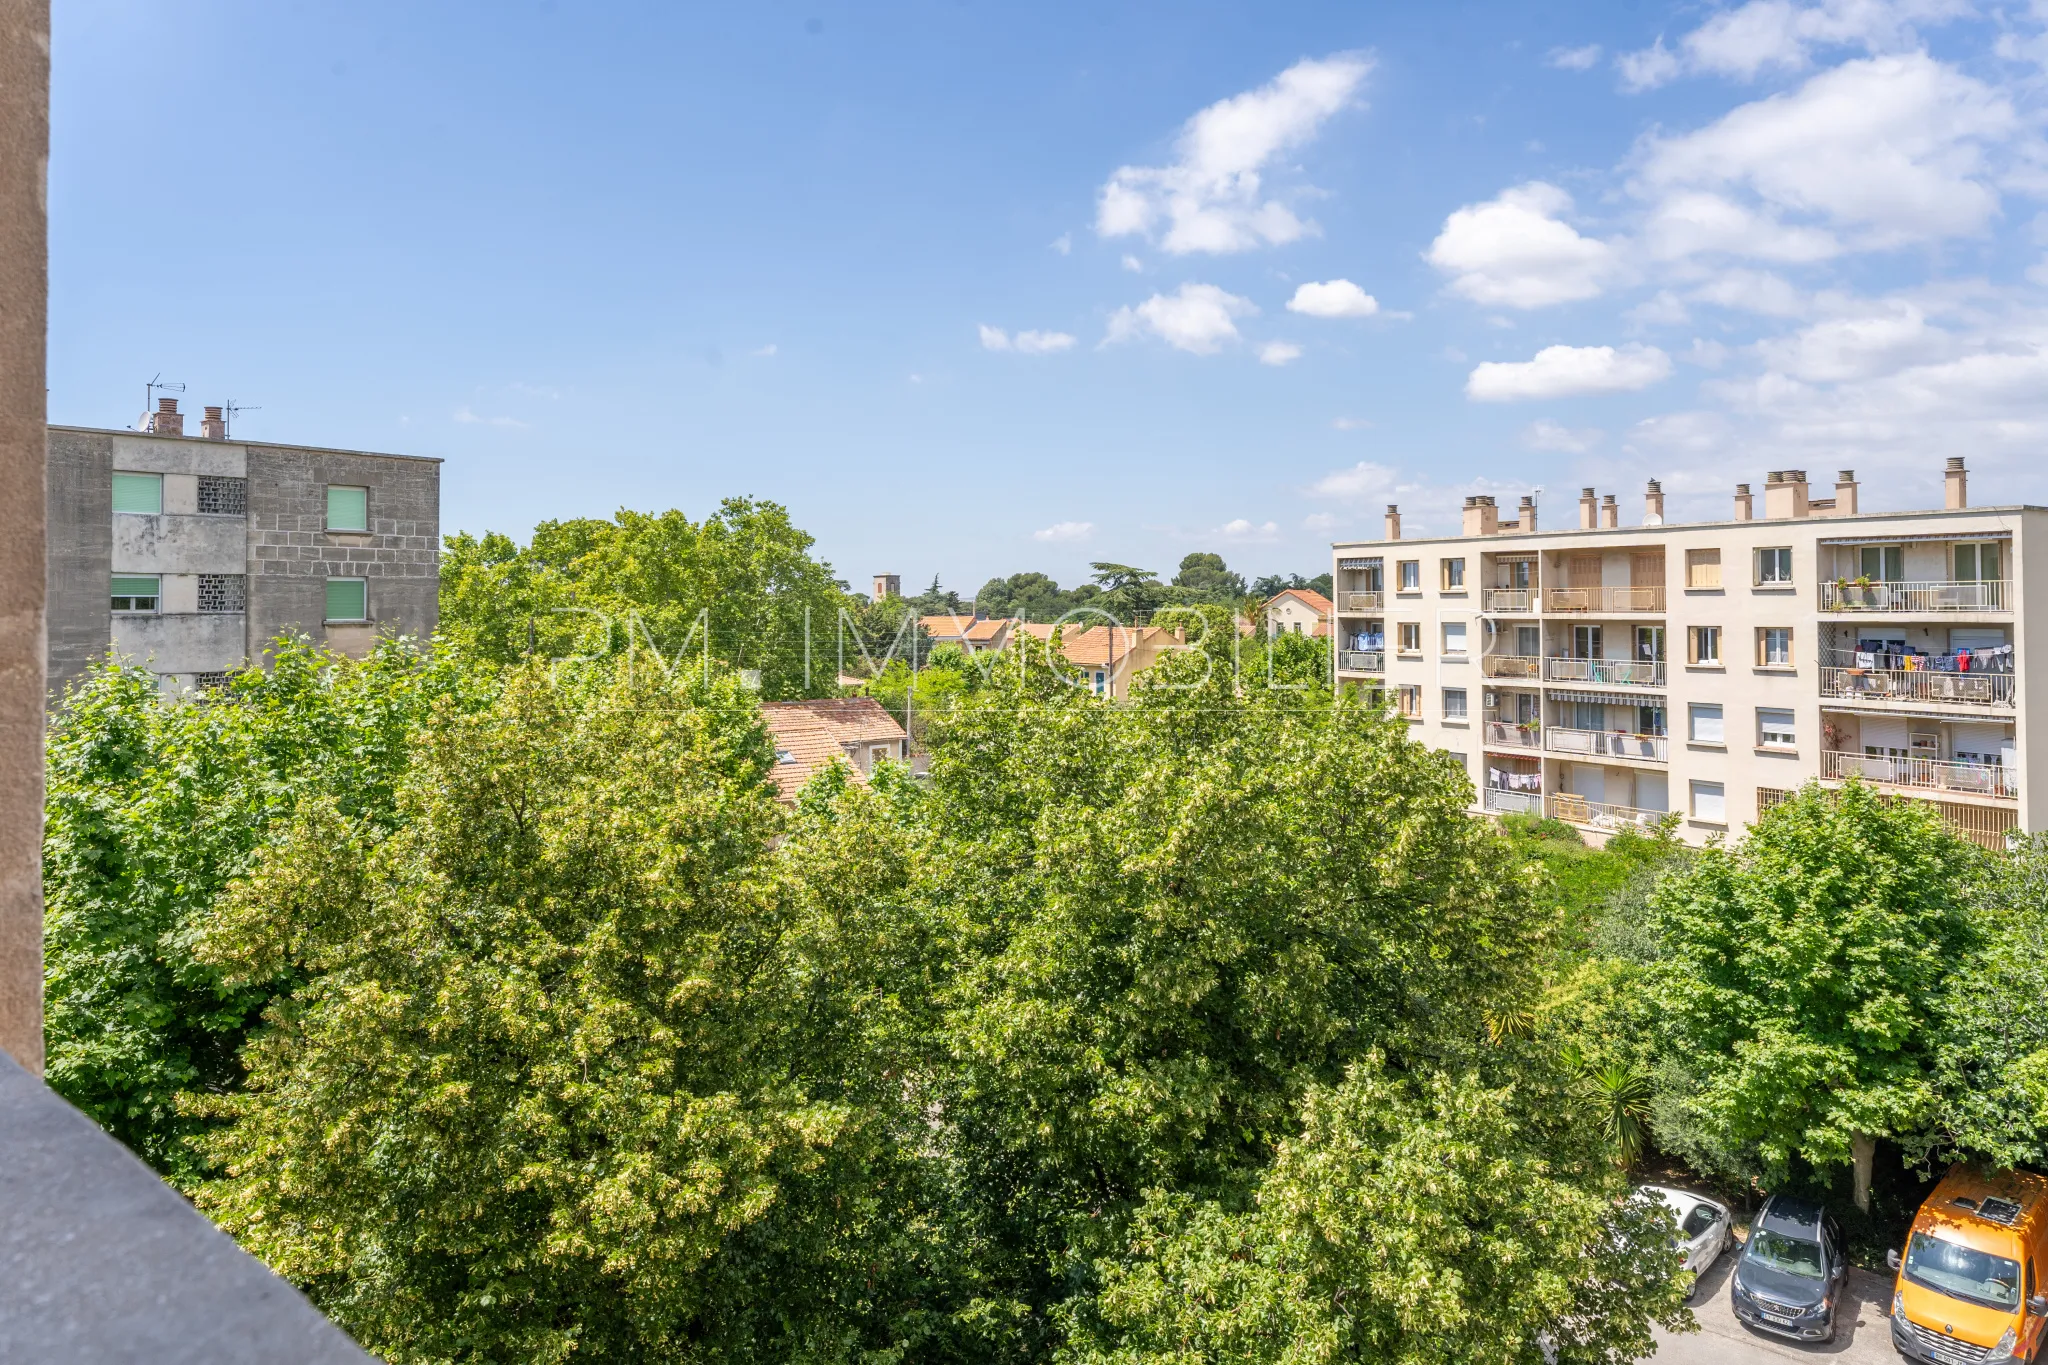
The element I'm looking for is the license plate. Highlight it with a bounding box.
[1761,1311,1795,1325]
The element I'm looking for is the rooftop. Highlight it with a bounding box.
[759,698,906,802]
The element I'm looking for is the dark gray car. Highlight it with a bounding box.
[1729,1195,1850,1343]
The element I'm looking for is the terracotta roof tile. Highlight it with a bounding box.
[759,698,907,802]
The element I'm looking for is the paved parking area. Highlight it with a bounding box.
[1650,1251,1897,1364]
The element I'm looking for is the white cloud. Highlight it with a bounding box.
[1258,341,1304,366]
[1618,0,1970,91]
[1627,291,1692,326]
[1121,254,1145,272]
[751,343,779,358]
[1286,278,1380,318]
[1217,518,1281,541]
[1523,419,1605,453]
[454,407,527,429]
[1308,460,1401,500]
[1753,300,1946,381]
[1033,520,1095,542]
[981,324,1077,354]
[1466,343,1675,401]
[1051,233,1073,255]
[1642,190,1839,263]
[1618,38,1683,92]
[1688,268,1808,317]
[1303,511,1340,531]
[1096,53,1371,254]
[978,324,1010,351]
[1426,182,1619,308]
[1103,283,1257,354]
[1330,416,1373,430]
[1548,43,1603,71]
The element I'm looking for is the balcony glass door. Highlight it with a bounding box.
[1634,626,1665,663]
[1515,625,1540,657]
[1859,545,1904,581]
[1955,543,2001,582]
[1571,625,1603,659]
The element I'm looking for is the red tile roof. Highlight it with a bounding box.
[1269,587,1333,615]
[759,698,907,802]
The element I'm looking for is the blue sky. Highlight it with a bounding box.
[48,1,2048,595]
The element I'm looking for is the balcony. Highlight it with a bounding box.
[1483,787,1542,815]
[1822,750,2018,800]
[1483,720,1542,749]
[1338,649,1384,673]
[1338,591,1384,613]
[1545,727,1668,762]
[1544,585,1665,614]
[1548,793,1669,832]
[1481,654,1541,679]
[1482,588,1533,613]
[1818,580,2008,613]
[1820,666,2014,709]
[1543,656,1665,688]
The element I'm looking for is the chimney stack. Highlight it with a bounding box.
[1578,487,1598,530]
[143,397,184,436]
[1462,495,1499,537]
[1384,504,1402,540]
[1763,469,1810,520]
[200,405,227,440]
[1834,469,1858,517]
[1518,494,1537,534]
[872,573,900,600]
[1734,483,1753,521]
[1644,479,1665,526]
[1945,457,1968,510]
[1599,493,1619,528]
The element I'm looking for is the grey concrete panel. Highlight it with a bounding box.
[44,428,112,702]
[112,512,249,575]
[109,433,246,477]
[111,614,249,674]
[0,1051,372,1364]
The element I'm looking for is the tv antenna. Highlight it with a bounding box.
[224,399,260,438]
[142,374,185,427]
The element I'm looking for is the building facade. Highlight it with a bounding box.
[1332,461,2043,849]
[1265,587,1332,638]
[47,404,441,701]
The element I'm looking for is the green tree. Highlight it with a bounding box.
[1088,562,1166,621]
[1645,781,1981,1207]
[1170,553,1246,603]
[975,572,1098,623]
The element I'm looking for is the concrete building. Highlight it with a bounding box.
[1265,587,1332,638]
[46,403,441,701]
[1332,462,2041,849]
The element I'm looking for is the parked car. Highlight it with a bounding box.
[1638,1185,1733,1296]
[1729,1194,1849,1342]
[1889,1164,2048,1365]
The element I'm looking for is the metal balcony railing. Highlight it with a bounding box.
[1818,580,2008,613]
[1822,750,2018,800]
[1483,720,1542,748]
[1544,727,1668,762]
[1548,794,1669,831]
[1483,788,1543,815]
[1819,666,2015,708]
[1337,649,1385,673]
[1482,588,1533,613]
[1543,656,1665,688]
[1481,654,1541,679]
[1544,585,1666,613]
[1338,591,1384,613]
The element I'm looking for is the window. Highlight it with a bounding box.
[1443,687,1468,720]
[326,485,369,532]
[1514,624,1541,657]
[1397,684,1422,718]
[1757,627,1793,667]
[1689,703,1725,744]
[112,472,163,515]
[1570,624,1602,659]
[870,745,892,769]
[1442,558,1466,590]
[325,577,368,622]
[1397,560,1420,592]
[1956,542,2003,583]
[111,575,160,612]
[192,671,232,693]
[1756,546,1793,585]
[1688,625,1722,666]
[1691,780,1726,822]
[196,476,247,515]
[1291,620,1303,634]
[1397,622,1422,654]
[1859,545,1903,582]
[1092,670,1107,695]
[1686,548,1722,588]
[197,574,245,613]
[1758,708,1796,749]
[1442,621,1468,656]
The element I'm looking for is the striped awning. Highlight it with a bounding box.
[1337,556,1384,569]
[1819,702,2015,725]
[1550,689,1665,707]
[1819,531,2010,546]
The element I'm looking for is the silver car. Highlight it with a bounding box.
[1640,1185,1734,1296]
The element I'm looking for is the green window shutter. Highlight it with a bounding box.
[111,575,159,596]
[325,578,367,622]
[326,486,368,531]
[111,473,163,514]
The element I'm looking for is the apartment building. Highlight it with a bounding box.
[1332,461,2043,849]
[46,400,441,701]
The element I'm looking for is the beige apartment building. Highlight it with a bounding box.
[1331,460,2042,849]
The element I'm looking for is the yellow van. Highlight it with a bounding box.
[1889,1165,2048,1364]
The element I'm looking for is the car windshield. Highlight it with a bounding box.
[1680,1206,1720,1239]
[1904,1231,2021,1310]
[1747,1227,1824,1279]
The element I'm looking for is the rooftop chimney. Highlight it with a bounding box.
[1945,457,1968,510]
[1384,504,1402,541]
[1579,487,1598,530]
[1833,469,1858,517]
[1518,494,1538,534]
[1644,479,1665,526]
[1599,493,1619,528]
[199,405,227,440]
[1763,469,1809,520]
[1462,494,1499,537]
[1734,483,1753,521]
[143,397,184,437]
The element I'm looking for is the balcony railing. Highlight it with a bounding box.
[1819,580,2008,613]
[1337,649,1385,674]
[1481,654,1542,679]
[1822,750,2018,800]
[1483,787,1543,815]
[1820,666,2015,708]
[1548,794,1669,831]
[1338,591,1384,613]
[1482,588,1533,613]
[1545,727,1669,762]
[1544,585,1666,613]
[1483,720,1543,748]
[1543,656,1666,688]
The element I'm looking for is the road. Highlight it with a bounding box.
[1650,1252,1897,1364]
